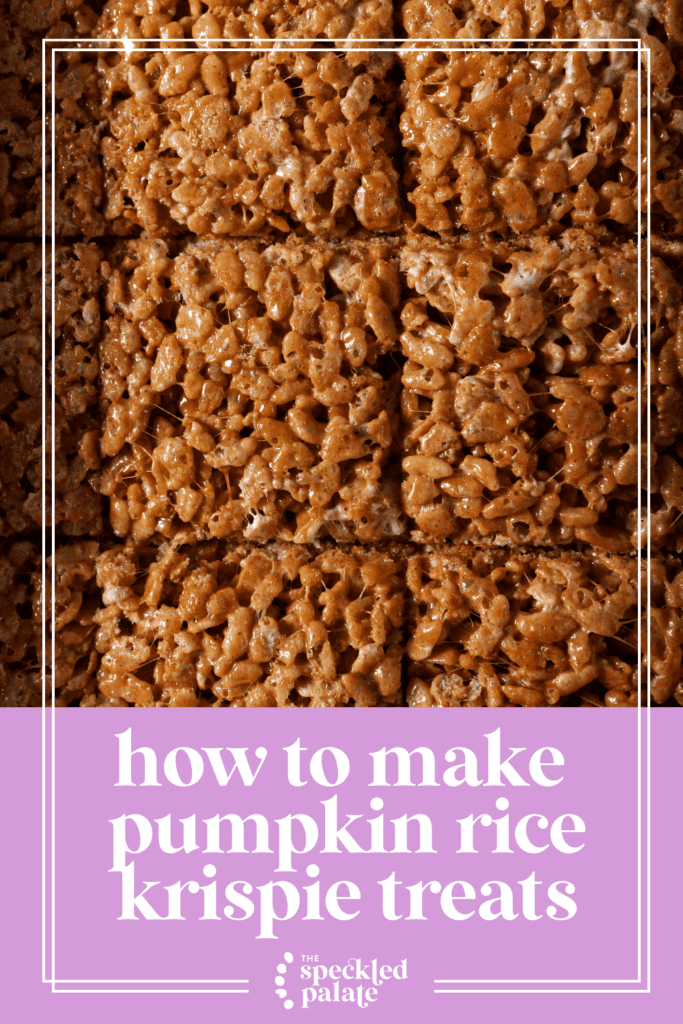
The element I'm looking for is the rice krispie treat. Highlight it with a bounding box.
[400,0,679,49]
[641,243,683,554]
[0,242,43,537]
[55,46,401,237]
[649,552,683,706]
[0,18,43,237]
[399,234,639,551]
[55,243,105,536]
[1,1,110,236]
[399,47,641,238]
[52,540,104,706]
[99,236,405,545]
[94,0,394,42]
[405,546,640,708]
[94,537,405,706]
[0,539,42,707]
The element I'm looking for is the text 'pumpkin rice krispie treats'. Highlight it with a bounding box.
[405,546,641,708]
[55,45,402,238]
[399,233,640,551]
[94,537,405,707]
[398,47,642,239]
[98,236,405,545]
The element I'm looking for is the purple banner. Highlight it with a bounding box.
[1,708,678,1021]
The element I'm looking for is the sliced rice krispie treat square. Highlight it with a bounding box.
[399,47,640,238]
[60,46,401,237]
[99,237,405,545]
[7,0,105,36]
[2,2,109,236]
[399,234,639,551]
[650,552,683,706]
[0,538,42,707]
[0,18,43,237]
[405,546,640,708]
[55,243,106,536]
[54,51,113,238]
[94,538,406,707]
[0,242,43,536]
[52,541,103,706]
[94,0,394,42]
[648,244,683,552]
[400,0,680,47]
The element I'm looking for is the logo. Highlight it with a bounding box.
[277,954,408,1009]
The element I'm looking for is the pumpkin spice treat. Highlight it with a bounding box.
[97,236,405,546]
[399,232,641,552]
[54,46,402,238]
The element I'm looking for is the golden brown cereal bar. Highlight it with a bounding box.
[650,551,683,705]
[98,236,405,545]
[93,537,406,707]
[645,244,683,553]
[54,46,402,238]
[399,47,641,238]
[0,22,43,237]
[399,234,639,551]
[94,0,394,42]
[0,242,43,536]
[404,545,641,708]
[400,1,679,52]
[52,540,103,706]
[54,243,106,536]
[0,538,42,707]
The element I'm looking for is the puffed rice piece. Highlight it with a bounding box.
[93,537,405,707]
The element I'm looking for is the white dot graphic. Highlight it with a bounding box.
[277,952,295,1009]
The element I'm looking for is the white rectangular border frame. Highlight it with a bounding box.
[41,35,651,997]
